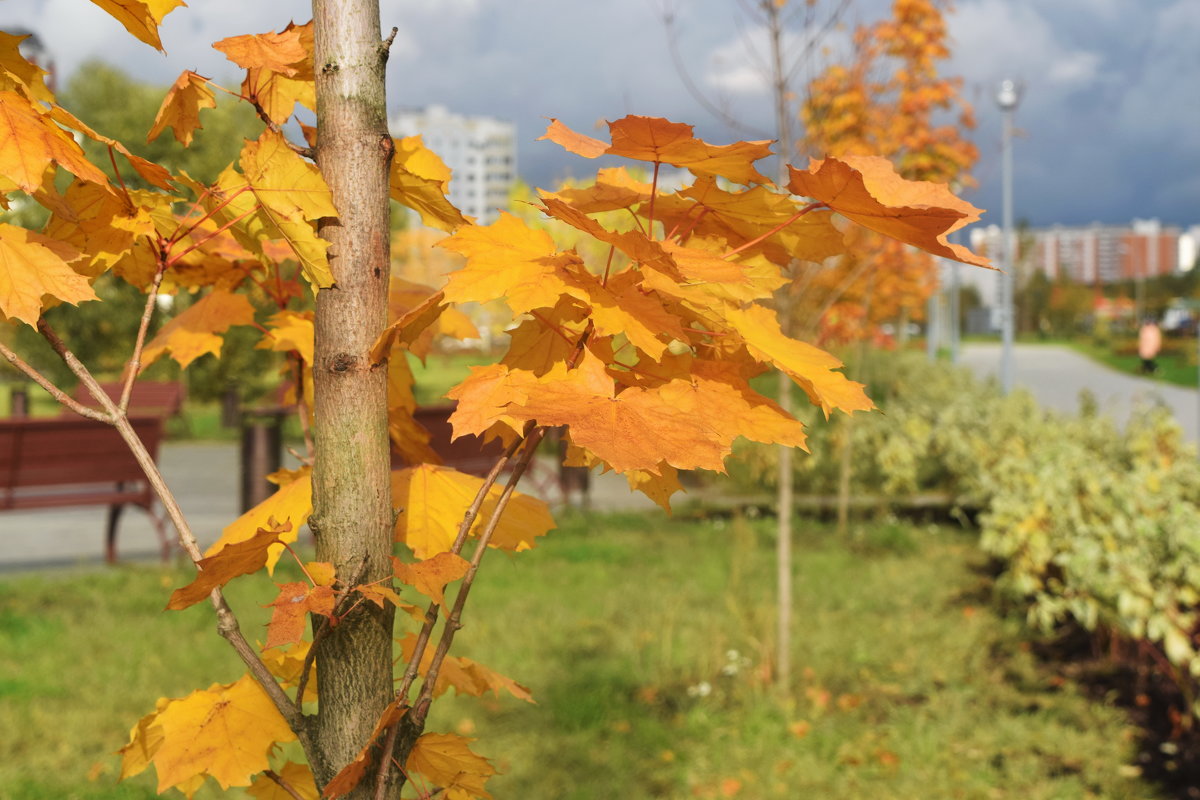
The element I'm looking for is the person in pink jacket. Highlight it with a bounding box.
[1138,319,1162,375]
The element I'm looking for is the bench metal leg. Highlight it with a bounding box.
[105,502,124,564]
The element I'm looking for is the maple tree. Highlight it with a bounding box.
[0,3,989,798]
[797,0,978,344]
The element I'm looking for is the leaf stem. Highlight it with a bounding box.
[647,161,661,236]
[723,201,826,260]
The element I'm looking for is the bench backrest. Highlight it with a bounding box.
[69,381,184,420]
[409,404,505,476]
[0,416,162,495]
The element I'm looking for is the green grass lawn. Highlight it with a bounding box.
[0,512,1156,799]
[1067,339,1200,388]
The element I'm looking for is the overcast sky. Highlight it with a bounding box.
[2,0,1197,229]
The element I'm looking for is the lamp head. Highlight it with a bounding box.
[996,79,1020,111]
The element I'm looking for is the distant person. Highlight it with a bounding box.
[1138,319,1162,375]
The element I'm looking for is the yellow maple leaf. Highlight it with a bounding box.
[207,467,312,573]
[721,303,872,417]
[240,129,338,288]
[257,309,314,365]
[0,90,111,191]
[406,732,496,800]
[392,464,555,559]
[0,223,95,325]
[439,212,575,315]
[246,761,318,800]
[0,32,54,102]
[150,673,297,792]
[141,288,257,370]
[148,70,216,147]
[391,135,471,232]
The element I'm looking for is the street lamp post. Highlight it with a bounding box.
[997,79,1020,394]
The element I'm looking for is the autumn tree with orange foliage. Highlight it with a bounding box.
[0,2,988,798]
[798,0,980,345]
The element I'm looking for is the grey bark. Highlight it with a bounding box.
[309,2,396,795]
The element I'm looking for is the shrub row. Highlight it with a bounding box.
[734,351,1200,718]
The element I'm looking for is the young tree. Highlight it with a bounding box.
[0,3,988,797]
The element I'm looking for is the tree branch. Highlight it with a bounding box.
[0,339,110,422]
[34,319,316,761]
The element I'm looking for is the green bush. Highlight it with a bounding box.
[737,350,1200,719]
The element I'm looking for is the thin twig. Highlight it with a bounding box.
[0,340,110,422]
[410,428,548,723]
[120,251,169,412]
[263,770,307,800]
[380,27,399,55]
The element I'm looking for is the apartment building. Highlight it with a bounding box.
[389,105,516,225]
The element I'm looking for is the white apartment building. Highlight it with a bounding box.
[390,105,516,225]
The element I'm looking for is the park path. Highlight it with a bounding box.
[0,442,657,571]
[958,342,1200,443]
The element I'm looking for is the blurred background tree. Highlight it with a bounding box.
[2,62,280,405]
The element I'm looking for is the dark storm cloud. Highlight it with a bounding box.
[2,0,1196,227]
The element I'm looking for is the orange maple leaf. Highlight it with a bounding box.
[397,634,534,704]
[264,581,336,650]
[500,352,730,474]
[87,0,185,51]
[787,155,990,267]
[141,288,257,370]
[148,70,216,147]
[542,116,773,185]
[237,21,315,125]
[0,90,111,191]
[323,701,407,798]
[393,551,470,606]
[167,523,289,610]
[213,27,308,76]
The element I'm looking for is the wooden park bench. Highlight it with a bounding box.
[0,415,170,563]
[0,380,182,562]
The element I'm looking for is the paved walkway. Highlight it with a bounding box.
[958,342,1200,443]
[0,442,658,571]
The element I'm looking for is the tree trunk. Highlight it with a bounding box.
[309,2,396,794]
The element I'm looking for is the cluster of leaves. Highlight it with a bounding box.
[739,351,1200,725]
[0,4,989,798]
